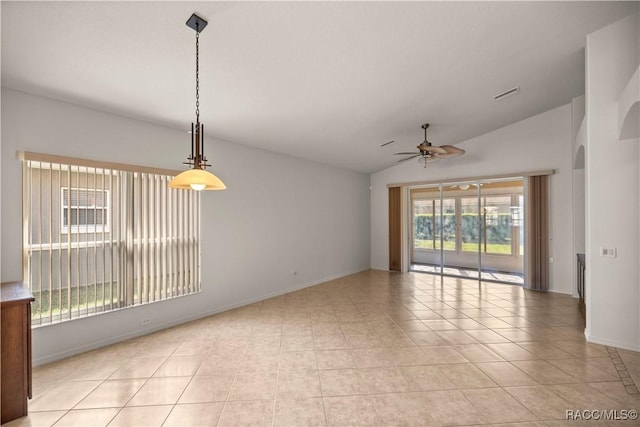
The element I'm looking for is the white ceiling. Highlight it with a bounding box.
[2,1,637,173]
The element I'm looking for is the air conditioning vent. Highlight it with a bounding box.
[494,86,520,101]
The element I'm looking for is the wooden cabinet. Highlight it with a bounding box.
[1,281,34,424]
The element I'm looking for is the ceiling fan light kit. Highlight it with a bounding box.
[169,13,226,191]
[394,123,466,168]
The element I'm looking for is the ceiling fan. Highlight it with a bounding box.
[395,124,465,167]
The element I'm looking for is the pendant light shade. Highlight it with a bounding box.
[168,169,226,191]
[169,13,226,192]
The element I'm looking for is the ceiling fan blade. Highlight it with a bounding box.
[440,145,466,155]
[395,152,419,155]
[425,145,447,154]
[398,155,419,162]
[434,146,465,158]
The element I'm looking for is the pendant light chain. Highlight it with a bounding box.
[195,31,200,124]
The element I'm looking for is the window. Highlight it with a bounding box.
[415,188,523,257]
[61,188,110,233]
[22,153,200,326]
[413,198,456,251]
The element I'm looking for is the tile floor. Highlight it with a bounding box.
[7,270,640,426]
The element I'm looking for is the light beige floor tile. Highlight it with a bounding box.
[52,408,119,427]
[178,375,235,403]
[512,360,581,384]
[71,361,123,381]
[281,335,314,352]
[548,383,627,410]
[108,357,167,379]
[351,347,429,367]
[107,405,171,426]
[401,365,456,391]
[126,376,190,406]
[153,355,203,377]
[319,369,365,396]
[279,350,317,371]
[395,320,431,332]
[476,318,516,329]
[447,318,487,330]
[476,361,539,387]
[486,343,539,361]
[410,309,444,320]
[550,340,609,358]
[3,411,66,427]
[420,389,486,425]
[316,349,356,370]
[344,333,383,348]
[495,328,536,342]
[312,322,343,335]
[588,381,640,408]
[356,367,411,393]
[505,385,574,420]
[29,381,102,411]
[516,341,574,359]
[463,387,538,423]
[439,363,498,388]
[76,379,146,409]
[372,392,438,426]
[463,328,512,343]
[277,370,322,398]
[240,352,280,373]
[313,334,350,350]
[454,344,505,362]
[435,330,480,345]
[548,357,620,382]
[406,331,448,346]
[228,372,277,401]
[420,345,469,364]
[196,353,241,376]
[273,397,326,426]
[163,402,224,426]
[172,340,214,356]
[217,400,274,427]
[323,395,381,426]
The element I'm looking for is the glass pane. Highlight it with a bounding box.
[413,199,434,249]
[460,197,479,253]
[518,195,525,256]
[435,198,456,251]
[482,196,512,255]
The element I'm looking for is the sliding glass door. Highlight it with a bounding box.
[409,178,524,284]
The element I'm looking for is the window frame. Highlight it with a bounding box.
[60,187,111,234]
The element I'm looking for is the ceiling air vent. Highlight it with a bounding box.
[494,86,520,101]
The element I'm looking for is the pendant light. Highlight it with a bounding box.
[169,13,226,191]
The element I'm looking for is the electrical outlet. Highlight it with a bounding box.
[600,247,617,258]
[140,318,151,326]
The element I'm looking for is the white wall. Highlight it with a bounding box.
[371,104,574,294]
[585,13,640,351]
[1,88,371,365]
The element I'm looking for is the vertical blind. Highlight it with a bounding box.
[524,174,549,291]
[22,152,201,326]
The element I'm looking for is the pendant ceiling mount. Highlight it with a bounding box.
[185,13,208,33]
[169,13,226,191]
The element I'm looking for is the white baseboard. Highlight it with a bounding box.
[33,268,369,366]
[585,332,640,352]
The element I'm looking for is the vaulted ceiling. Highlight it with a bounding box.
[2,2,637,173]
